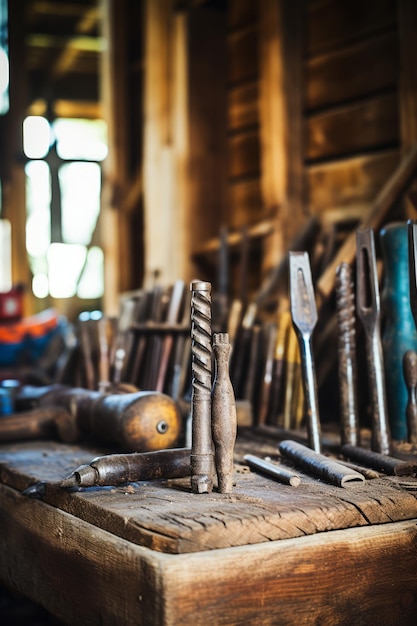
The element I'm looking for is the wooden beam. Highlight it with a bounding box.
[258,0,305,272]
[398,0,417,150]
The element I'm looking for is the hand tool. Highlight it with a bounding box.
[335,262,360,446]
[22,448,192,497]
[212,333,237,493]
[257,323,278,426]
[244,454,300,486]
[403,350,417,443]
[155,279,186,393]
[6,384,182,451]
[61,447,191,488]
[288,251,321,453]
[355,228,391,455]
[279,439,365,487]
[230,302,258,398]
[0,406,77,442]
[334,458,381,480]
[190,280,214,493]
[268,310,291,426]
[97,315,111,392]
[78,311,96,390]
[341,444,417,476]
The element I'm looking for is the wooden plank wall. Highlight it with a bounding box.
[305,0,400,217]
[227,0,263,229]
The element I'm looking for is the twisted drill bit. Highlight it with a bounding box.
[190,280,214,493]
[335,263,360,446]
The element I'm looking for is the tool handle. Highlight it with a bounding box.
[16,386,182,452]
[0,407,78,443]
[89,447,191,486]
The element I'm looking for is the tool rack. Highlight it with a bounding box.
[0,430,416,625]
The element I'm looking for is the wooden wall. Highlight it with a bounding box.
[103,0,415,306]
[305,0,400,217]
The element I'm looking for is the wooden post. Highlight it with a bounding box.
[258,0,305,274]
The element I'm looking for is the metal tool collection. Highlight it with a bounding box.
[4,220,417,498]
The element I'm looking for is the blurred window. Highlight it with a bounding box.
[23,116,107,300]
[0,0,9,115]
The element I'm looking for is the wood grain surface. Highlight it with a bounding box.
[1,434,417,625]
[1,435,416,555]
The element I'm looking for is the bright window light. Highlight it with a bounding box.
[25,161,51,257]
[59,161,101,245]
[32,273,49,299]
[53,118,108,161]
[47,243,87,298]
[0,0,9,115]
[77,246,104,299]
[23,116,51,159]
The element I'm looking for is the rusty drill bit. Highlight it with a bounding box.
[289,251,321,453]
[403,350,417,443]
[335,263,360,446]
[190,280,214,493]
[212,333,237,493]
[356,229,392,455]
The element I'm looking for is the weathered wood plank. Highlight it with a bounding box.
[0,483,165,626]
[306,92,399,161]
[228,130,260,180]
[399,0,417,149]
[307,150,399,214]
[258,0,305,273]
[228,81,259,130]
[307,0,397,57]
[163,520,417,626]
[228,178,263,226]
[1,440,417,556]
[228,25,259,85]
[228,0,258,29]
[305,31,398,111]
[2,478,417,625]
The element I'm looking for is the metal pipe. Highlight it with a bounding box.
[279,439,365,487]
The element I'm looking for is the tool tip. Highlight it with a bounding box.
[60,473,79,489]
[22,481,47,498]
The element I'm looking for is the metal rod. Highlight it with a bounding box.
[355,229,391,455]
[244,454,300,486]
[279,439,365,487]
[289,252,321,453]
[341,444,417,476]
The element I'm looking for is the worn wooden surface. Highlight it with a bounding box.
[1,434,417,556]
[1,432,417,625]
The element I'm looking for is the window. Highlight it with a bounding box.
[23,116,107,300]
[0,0,9,116]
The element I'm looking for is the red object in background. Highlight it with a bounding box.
[0,285,24,323]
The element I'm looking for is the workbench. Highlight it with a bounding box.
[0,431,417,625]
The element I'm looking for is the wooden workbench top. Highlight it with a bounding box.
[1,432,416,555]
[1,431,417,625]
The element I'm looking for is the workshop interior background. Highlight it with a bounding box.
[1,0,417,621]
